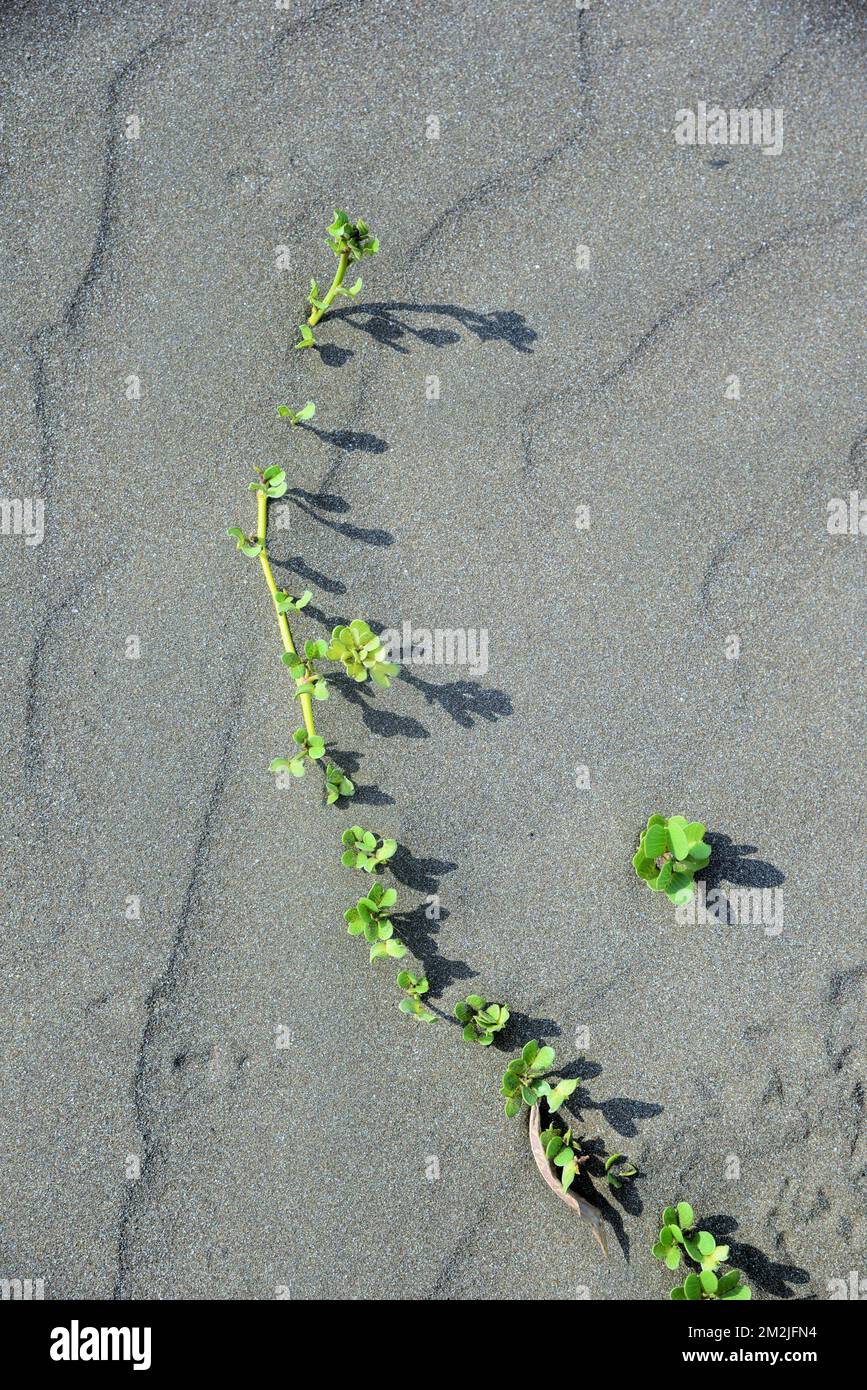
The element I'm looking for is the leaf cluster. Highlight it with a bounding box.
[397,970,436,1022]
[328,620,399,687]
[653,1201,751,1300]
[268,728,325,778]
[501,1041,579,1119]
[632,815,712,905]
[454,994,509,1045]
[341,825,397,873]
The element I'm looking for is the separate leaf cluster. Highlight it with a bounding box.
[501,1041,579,1118]
[328,620,399,687]
[397,970,436,1023]
[276,400,316,426]
[325,209,380,263]
[341,825,397,872]
[653,1202,751,1300]
[249,465,288,499]
[455,994,509,1045]
[282,639,330,702]
[632,814,712,906]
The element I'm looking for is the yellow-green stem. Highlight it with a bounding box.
[308,250,349,326]
[256,490,316,739]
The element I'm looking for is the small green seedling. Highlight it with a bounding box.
[276,400,316,426]
[293,323,317,351]
[324,763,354,805]
[501,1041,579,1119]
[341,825,398,873]
[249,465,288,499]
[282,639,330,701]
[632,814,712,906]
[671,1270,752,1301]
[295,211,379,347]
[538,1120,588,1193]
[274,589,312,614]
[397,970,436,1022]
[268,728,325,778]
[603,1153,638,1190]
[344,882,405,961]
[328,620,399,687]
[455,994,510,1045]
[226,526,262,558]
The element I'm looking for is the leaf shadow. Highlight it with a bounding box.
[286,487,394,547]
[388,852,470,995]
[269,555,347,596]
[703,1215,813,1298]
[702,831,786,925]
[299,422,389,455]
[325,301,538,359]
[329,672,431,741]
[322,744,395,807]
[400,669,513,730]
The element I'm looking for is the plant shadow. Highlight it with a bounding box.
[703,1215,813,1298]
[323,301,538,361]
[701,831,786,925]
[542,1056,664,1257]
[286,487,394,547]
[299,422,389,455]
[388,851,471,995]
[270,556,347,596]
[323,744,395,807]
[329,672,431,741]
[400,669,513,730]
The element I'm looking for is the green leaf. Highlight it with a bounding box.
[700,1270,718,1296]
[504,1096,522,1119]
[294,400,316,423]
[294,324,316,350]
[643,822,666,858]
[683,1273,702,1301]
[521,1041,540,1066]
[668,818,690,860]
[545,1078,579,1112]
[666,877,695,906]
[676,1202,694,1231]
[532,1045,555,1073]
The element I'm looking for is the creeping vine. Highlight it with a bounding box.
[225,208,754,1293]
